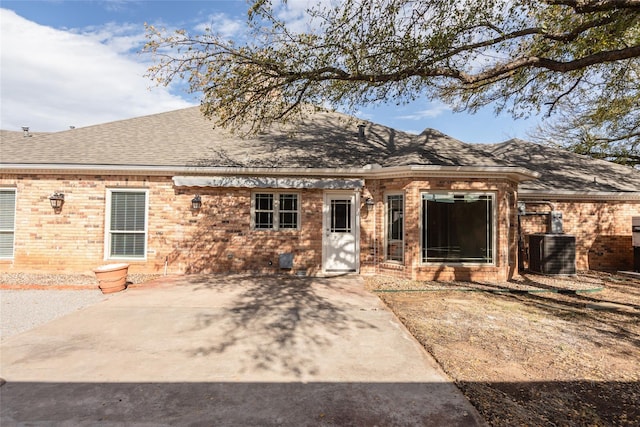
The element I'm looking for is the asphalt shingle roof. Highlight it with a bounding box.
[482,139,640,193]
[1,106,510,169]
[0,129,49,144]
[2,107,638,196]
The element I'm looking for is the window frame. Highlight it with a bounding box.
[384,192,404,263]
[251,191,300,230]
[420,191,496,265]
[0,188,17,260]
[104,188,149,260]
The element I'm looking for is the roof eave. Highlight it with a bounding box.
[0,164,368,177]
[0,163,539,182]
[519,190,640,201]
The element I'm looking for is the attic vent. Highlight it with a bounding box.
[21,127,31,137]
[528,233,576,275]
[357,124,366,137]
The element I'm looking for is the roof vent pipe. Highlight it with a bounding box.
[21,127,31,137]
[358,124,366,138]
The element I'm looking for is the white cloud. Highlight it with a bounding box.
[193,13,245,39]
[0,9,194,132]
[273,0,338,33]
[395,103,452,120]
[75,21,149,54]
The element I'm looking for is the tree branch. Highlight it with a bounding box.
[545,76,583,116]
[466,45,640,84]
[546,0,640,13]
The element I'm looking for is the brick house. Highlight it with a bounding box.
[483,140,640,273]
[1,107,638,281]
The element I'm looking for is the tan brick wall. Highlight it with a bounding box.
[359,177,519,282]
[520,200,640,271]
[169,187,324,275]
[0,174,324,275]
[4,172,634,279]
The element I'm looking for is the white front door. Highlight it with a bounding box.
[323,192,357,271]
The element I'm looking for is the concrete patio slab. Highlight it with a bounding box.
[0,274,484,426]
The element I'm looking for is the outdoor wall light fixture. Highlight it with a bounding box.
[365,197,375,211]
[191,195,202,210]
[49,192,65,210]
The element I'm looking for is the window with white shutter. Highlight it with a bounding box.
[0,189,16,259]
[106,190,147,259]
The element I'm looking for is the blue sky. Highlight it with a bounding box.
[0,0,541,143]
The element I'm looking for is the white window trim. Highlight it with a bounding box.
[420,191,497,266]
[250,191,301,230]
[0,188,17,260]
[104,188,149,261]
[384,192,405,263]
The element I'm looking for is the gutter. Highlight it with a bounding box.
[520,190,640,201]
[0,163,539,183]
[0,164,368,177]
[361,165,538,182]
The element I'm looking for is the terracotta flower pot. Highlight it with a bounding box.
[93,263,129,294]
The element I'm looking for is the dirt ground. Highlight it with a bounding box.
[365,272,640,427]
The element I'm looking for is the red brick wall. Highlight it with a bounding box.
[519,200,639,271]
[0,174,324,275]
[359,177,519,283]
[3,173,635,278]
[169,187,323,275]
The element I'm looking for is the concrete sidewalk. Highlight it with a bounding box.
[0,274,484,426]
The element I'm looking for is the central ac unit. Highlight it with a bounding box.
[528,233,576,275]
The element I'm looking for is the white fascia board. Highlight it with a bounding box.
[0,164,367,177]
[519,190,640,201]
[1,163,538,182]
